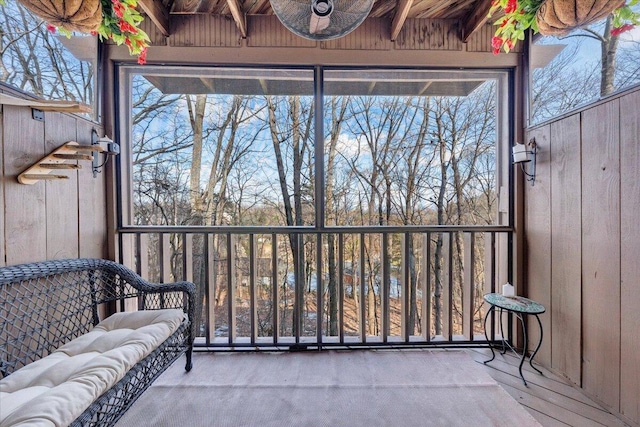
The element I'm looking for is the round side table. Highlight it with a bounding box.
[483,293,545,386]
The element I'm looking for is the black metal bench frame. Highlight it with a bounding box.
[0,258,196,427]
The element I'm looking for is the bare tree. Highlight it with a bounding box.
[266,95,314,335]
[1,0,94,104]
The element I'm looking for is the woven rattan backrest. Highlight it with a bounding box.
[0,259,126,377]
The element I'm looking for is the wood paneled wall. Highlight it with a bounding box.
[0,101,108,267]
[124,16,521,66]
[524,87,640,425]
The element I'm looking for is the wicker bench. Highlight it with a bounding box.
[0,258,196,426]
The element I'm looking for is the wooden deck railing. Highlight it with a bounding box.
[118,226,511,350]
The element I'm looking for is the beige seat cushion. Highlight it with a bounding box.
[0,309,185,427]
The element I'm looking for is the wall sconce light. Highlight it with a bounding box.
[91,129,120,178]
[512,138,538,186]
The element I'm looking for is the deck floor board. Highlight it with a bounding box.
[469,348,628,427]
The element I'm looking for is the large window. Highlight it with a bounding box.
[121,66,507,229]
[118,65,511,342]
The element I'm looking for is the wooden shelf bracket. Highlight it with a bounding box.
[18,141,103,185]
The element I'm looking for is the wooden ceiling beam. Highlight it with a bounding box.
[227,0,248,38]
[390,0,413,41]
[138,0,171,37]
[461,0,493,42]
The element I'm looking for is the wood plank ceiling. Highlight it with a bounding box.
[137,0,494,43]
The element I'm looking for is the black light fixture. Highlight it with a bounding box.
[512,138,538,186]
[91,129,120,177]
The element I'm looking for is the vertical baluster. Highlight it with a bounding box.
[272,234,278,345]
[485,232,496,341]
[402,233,410,342]
[135,233,142,275]
[294,233,302,344]
[135,233,143,311]
[316,233,323,346]
[423,232,431,342]
[338,233,345,344]
[139,234,149,279]
[441,232,451,340]
[159,233,171,283]
[136,233,150,310]
[381,233,389,343]
[204,234,212,344]
[447,232,454,341]
[227,234,237,345]
[250,234,257,345]
[359,233,366,343]
[158,233,171,309]
[183,233,194,337]
[183,234,194,282]
[463,232,475,340]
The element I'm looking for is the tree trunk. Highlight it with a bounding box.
[600,16,619,97]
[186,94,207,224]
[325,97,348,336]
[433,123,449,336]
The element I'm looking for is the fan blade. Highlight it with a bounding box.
[310,13,331,34]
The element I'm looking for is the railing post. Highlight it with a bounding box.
[422,232,431,341]
[138,233,149,279]
[250,234,258,344]
[316,233,323,346]
[403,233,413,341]
[359,233,366,343]
[338,234,345,344]
[294,233,303,344]
[227,234,237,344]
[441,232,452,340]
[271,234,279,344]
[485,232,496,341]
[183,233,193,282]
[205,233,215,344]
[381,232,389,342]
[159,233,171,283]
[463,232,475,340]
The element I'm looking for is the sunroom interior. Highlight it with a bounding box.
[1,0,639,426]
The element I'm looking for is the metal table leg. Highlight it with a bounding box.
[483,306,496,364]
[517,312,528,386]
[528,314,544,375]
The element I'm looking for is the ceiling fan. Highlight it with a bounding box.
[269,0,375,41]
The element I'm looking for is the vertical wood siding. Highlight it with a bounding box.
[165,16,486,52]
[581,100,620,409]
[524,126,551,367]
[395,19,462,51]
[248,16,317,48]
[549,114,581,385]
[45,113,79,260]
[619,91,640,423]
[321,19,392,51]
[0,103,108,266]
[3,105,47,265]
[525,87,640,425]
[464,24,523,53]
[140,17,169,46]
[169,15,241,47]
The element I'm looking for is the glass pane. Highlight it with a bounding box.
[129,67,316,227]
[324,69,499,227]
